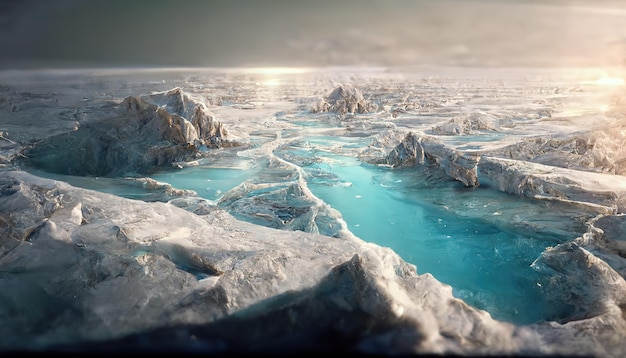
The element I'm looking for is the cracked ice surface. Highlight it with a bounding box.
[1,66,626,356]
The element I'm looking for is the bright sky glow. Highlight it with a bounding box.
[261,79,281,87]
[562,67,625,86]
[590,76,625,86]
[243,67,312,75]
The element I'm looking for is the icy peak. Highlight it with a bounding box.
[140,87,190,117]
[312,84,377,115]
[23,88,237,177]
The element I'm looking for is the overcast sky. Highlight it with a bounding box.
[1,0,625,69]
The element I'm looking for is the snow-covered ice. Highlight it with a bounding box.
[1,66,626,356]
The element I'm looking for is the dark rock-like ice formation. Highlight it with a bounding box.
[363,130,479,187]
[428,115,496,136]
[312,84,377,115]
[363,127,626,211]
[21,88,236,177]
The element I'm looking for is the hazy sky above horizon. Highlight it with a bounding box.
[1,0,625,69]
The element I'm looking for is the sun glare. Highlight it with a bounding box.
[564,67,625,87]
[242,67,313,87]
[243,67,312,75]
[590,76,625,86]
[261,78,281,87]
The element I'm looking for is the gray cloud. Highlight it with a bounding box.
[1,0,625,69]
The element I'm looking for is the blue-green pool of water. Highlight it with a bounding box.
[26,132,576,325]
[300,153,572,324]
[151,166,256,201]
[146,144,574,324]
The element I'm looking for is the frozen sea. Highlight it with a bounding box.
[4,65,625,327]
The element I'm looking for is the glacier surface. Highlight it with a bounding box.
[1,66,626,356]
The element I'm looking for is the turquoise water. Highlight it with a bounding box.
[24,134,576,325]
[151,166,256,201]
[144,141,574,325]
[300,152,572,324]
[19,167,173,201]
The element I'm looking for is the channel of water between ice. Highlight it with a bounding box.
[148,130,577,326]
[20,122,580,326]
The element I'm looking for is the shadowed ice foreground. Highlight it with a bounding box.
[2,67,626,356]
